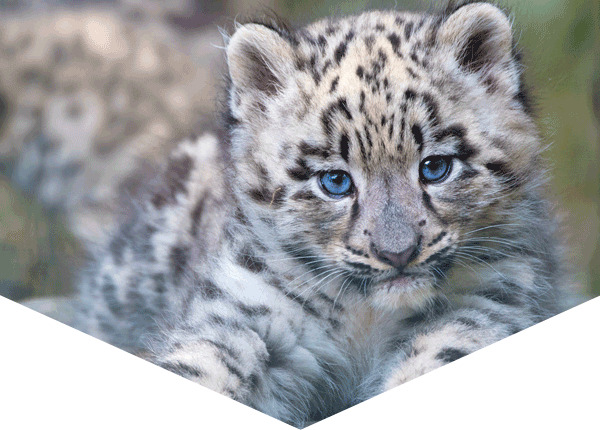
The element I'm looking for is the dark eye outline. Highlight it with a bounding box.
[419,155,454,184]
[318,170,354,198]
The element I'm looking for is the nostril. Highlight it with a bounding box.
[370,243,419,270]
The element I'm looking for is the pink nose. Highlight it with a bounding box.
[370,243,419,270]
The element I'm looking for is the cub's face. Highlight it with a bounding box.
[226,4,542,309]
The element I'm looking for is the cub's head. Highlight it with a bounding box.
[225,2,545,309]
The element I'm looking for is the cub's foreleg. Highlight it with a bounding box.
[382,290,543,389]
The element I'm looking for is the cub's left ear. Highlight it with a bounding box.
[438,3,518,89]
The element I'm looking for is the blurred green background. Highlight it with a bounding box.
[0,0,598,304]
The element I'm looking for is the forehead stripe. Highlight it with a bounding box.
[355,129,368,163]
[321,97,353,139]
[411,124,424,151]
[421,92,440,127]
[364,127,373,148]
[339,133,350,162]
[388,114,395,141]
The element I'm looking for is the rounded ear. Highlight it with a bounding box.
[226,23,295,96]
[438,2,513,74]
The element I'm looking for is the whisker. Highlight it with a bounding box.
[457,245,518,260]
[296,269,345,297]
[453,251,505,279]
[333,277,351,308]
[450,256,484,279]
[462,223,523,236]
[285,266,343,297]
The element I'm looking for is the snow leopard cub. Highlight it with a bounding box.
[75,1,566,426]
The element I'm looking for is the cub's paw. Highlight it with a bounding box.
[384,346,469,391]
[152,339,256,401]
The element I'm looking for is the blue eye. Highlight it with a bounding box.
[319,170,353,197]
[420,156,453,183]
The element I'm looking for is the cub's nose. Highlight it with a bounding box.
[370,242,419,270]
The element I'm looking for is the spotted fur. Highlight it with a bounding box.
[74,2,568,427]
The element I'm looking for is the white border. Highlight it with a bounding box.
[1,295,598,429]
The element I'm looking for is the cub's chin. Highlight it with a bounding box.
[369,275,437,311]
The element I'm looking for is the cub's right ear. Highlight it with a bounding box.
[227,23,296,97]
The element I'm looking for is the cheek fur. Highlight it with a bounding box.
[284,193,354,248]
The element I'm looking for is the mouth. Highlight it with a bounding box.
[369,271,437,310]
[342,265,427,295]
[376,274,418,292]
